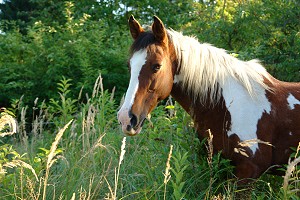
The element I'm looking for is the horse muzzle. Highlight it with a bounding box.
[117,109,146,136]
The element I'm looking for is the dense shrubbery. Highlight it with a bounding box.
[0,0,299,106]
[0,2,130,107]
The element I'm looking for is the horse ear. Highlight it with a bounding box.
[152,16,167,43]
[128,15,144,40]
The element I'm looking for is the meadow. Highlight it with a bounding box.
[0,76,299,200]
[0,0,299,199]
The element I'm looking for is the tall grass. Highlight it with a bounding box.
[282,142,300,199]
[42,119,73,200]
[0,76,299,199]
[163,144,172,200]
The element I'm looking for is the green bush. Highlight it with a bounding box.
[0,2,130,107]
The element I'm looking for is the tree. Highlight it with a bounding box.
[0,0,38,34]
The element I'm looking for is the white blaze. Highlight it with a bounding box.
[118,49,147,132]
[222,77,271,154]
[287,93,300,110]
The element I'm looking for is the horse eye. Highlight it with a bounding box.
[152,64,162,73]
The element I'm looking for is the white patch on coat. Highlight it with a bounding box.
[287,93,300,110]
[222,77,271,154]
[289,132,293,136]
[118,49,147,126]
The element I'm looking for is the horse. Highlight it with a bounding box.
[117,15,300,183]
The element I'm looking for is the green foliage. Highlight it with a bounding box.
[0,144,17,183]
[0,1,130,107]
[49,76,77,125]
[170,148,189,200]
[0,144,22,165]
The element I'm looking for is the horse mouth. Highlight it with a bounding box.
[125,118,146,136]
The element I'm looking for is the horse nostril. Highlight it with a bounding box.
[130,114,138,128]
[126,125,132,132]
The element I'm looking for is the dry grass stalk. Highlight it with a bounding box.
[234,139,273,158]
[32,100,47,137]
[104,176,114,200]
[112,137,126,200]
[212,194,225,200]
[206,129,214,165]
[164,144,173,184]
[0,113,18,137]
[283,142,300,192]
[92,75,104,98]
[118,137,126,166]
[104,137,127,200]
[87,105,96,130]
[234,147,249,158]
[295,142,300,158]
[86,175,95,200]
[81,115,86,149]
[110,86,116,102]
[92,159,113,200]
[3,159,38,181]
[78,133,106,163]
[79,186,87,200]
[70,193,76,200]
[69,117,77,138]
[238,139,273,148]
[163,144,173,200]
[283,157,300,191]
[205,129,214,199]
[82,104,97,150]
[26,176,41,200]
[42,119,73,200]
[78,85,84,101]
[20,106,28,139]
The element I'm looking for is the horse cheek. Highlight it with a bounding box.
[160,77,173,100]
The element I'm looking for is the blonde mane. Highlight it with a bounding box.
[167,29,272,104]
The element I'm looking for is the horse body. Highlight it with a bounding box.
[171,76,300,180]
[117,15,300,182]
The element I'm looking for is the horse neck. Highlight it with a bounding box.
[170,83,224,118]
[170,82,230,145]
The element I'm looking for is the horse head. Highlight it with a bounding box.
[117,16,176,135]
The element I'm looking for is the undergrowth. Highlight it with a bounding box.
[0,76,299,199]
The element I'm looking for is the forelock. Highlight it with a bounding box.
[130,32,156,53]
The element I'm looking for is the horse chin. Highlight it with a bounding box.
[124,126,142,136]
